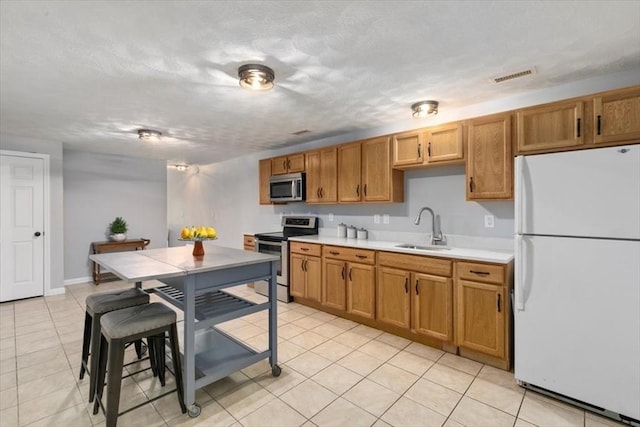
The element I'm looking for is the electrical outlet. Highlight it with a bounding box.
[374,214,380,224]
[383,214,390,224]
[484,214,495,228]
[328,213,334,222]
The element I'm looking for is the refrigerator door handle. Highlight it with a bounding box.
[516,234,526,310]
[515,156,524,234]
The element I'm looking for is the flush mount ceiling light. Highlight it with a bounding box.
[174,164,188,172]
[238,63,275,91]
[137,129,162,141]
[411,100,439,118]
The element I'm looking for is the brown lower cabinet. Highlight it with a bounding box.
[289,242,322,302]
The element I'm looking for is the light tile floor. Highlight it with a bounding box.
[0,281,628,427]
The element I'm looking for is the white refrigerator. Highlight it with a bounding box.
[514,144,640,423]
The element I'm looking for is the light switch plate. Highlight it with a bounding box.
[374,214,380,224]
[484,214,495,228]
[328,213,334,222]
[383,214,390,224]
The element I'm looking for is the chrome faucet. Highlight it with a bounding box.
[414,207,445,245]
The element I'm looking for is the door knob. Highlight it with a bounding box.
[34,231,42,237]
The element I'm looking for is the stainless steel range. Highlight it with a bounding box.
[254,216,318,302]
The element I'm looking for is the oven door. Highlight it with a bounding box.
[254,238,287,287]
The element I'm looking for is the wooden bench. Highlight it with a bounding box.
[91,239,150,285]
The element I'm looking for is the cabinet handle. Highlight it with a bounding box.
[363,184,367,196]
[427,142,432,157]
[317,188,321,198]
[320,187,324,198]
[576,118,581,138]
[417,143,421,158]
[283,160,287,170]
[330,250,340,255]
[597,115,602,135]
[469,270,490,276]
[497,294,502,313]
[355,254,368,259]
[301,247,309,251]
[415,280,419,295]
[341,266,345,280]
[356,184,360,197]
[302,259,307,272]
[469,177,474,193]
[348,268,353,281]
[287,159,291,169]
[404,277,408,293]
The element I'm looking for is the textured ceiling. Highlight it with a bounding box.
[1,1,639,165]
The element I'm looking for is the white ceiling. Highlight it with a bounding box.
[1,1,639,165]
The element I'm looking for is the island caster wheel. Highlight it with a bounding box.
[271,364,282,377]
[188,403,201,418]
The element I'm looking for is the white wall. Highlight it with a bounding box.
[63,150,167,281]
[0,136,65,291]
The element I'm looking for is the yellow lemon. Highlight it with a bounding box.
[206,227,217,239]
[180,227,191,239]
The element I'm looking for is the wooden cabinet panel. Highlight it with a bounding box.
[290,241,321,257]
[516,101,584,153]
[413,273,452,341]
[338,142,362,202]
[290,253,306,298]
[323,245,375,265]
[306,147,337,203]
[393,130,424,166]
[457,279,505,357]
[467,113,513,200]
[259,159,271,205]
[322,258,346,311]
[457,261,504,285]
[427,123,464,164]
[362,136,393,201]
[593,87,640,144]
[272,154,305,175]
[346,263,375,319]
[306,256,322,303]
[243,234,255,250]
[378,251,452,277]
[271,155,288,175]
[377,267,411,329]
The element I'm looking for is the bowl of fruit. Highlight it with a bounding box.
[179,226,217,256]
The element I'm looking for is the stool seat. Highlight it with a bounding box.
[86,288,149,314]
[101,304,176,339]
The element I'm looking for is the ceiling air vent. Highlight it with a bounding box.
[292,129,311,135]
[490,67,536,84]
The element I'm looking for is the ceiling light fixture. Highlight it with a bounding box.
[174,164,188,172]
[238,63,275,91]
[137,129,162,141]
[411,100,439,118]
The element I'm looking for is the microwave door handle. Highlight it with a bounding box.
[291,181,296,198]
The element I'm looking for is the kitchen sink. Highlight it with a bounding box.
[395,243,451,251]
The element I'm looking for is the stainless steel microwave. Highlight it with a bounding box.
[269,172,305,202]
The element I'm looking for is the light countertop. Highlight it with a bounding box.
[288,235,514,264]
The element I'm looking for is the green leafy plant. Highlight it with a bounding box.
[109,217,128,234]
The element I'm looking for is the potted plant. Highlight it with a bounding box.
[109,217,128,241]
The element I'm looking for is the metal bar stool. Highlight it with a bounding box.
[93,302,186,427]
[79,287,150,403]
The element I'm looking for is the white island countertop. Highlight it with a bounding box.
[288,235,514,264]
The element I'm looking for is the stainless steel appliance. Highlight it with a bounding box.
[254,215,318,302]
[269,172,305,202]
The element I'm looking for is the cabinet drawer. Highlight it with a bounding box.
[457,261,504,285]
[323,245,375,264]
[378,251,452,277]
[243,234,255,249]
[290,241,322,257]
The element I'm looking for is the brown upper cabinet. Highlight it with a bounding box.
[393,123,464,168]
[305,147,337,204]
[258,158,272,205]
[516,100,585,153]
[271,153,305,175]
[338,136,404,203]
[593,86,640,145]
[466,113,513,201]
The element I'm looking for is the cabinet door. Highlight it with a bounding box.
[338,142,362,202]
[377,267,410,329]
[259,159,272,205]
[457,279,505,357]
[319,147,338,202]
[271,155,289,175]
[290,253,305,298]
[467,113,513,200]
[322,259,346,311]
[393,131,424,166]
[287,153,305,173]
[516,101,584,153]
[305,256,322,303]
[593,87,640,144]
[362,136,392,201]
[412,273,453,342]
[427,123,464,164]
[305,150,321,203]
[346,262,375,319]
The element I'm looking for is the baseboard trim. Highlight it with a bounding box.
[45,287,65,296]
[64,276,93,286]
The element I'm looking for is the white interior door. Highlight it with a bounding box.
[1,154,45,302]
